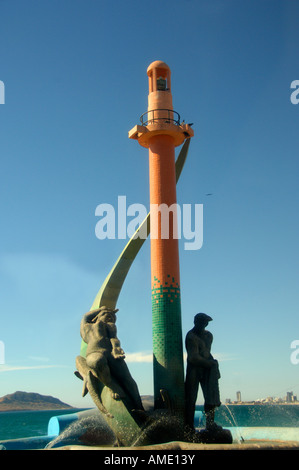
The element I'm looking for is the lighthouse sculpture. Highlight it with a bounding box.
[129,61,194,415]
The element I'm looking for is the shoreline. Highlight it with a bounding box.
[222,402,299,406]
[0,407,78,413]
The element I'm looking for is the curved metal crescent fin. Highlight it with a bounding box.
[175,137,190,183]
[80,139,191,357]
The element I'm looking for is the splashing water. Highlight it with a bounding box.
[222,404,244,443]
[46,414,116,449]
[131,411,187,447]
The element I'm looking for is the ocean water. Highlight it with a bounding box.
[0,409,86,441]
[199,404,299,428]
[0,405,298,442]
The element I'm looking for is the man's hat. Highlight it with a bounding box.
[194,313,213,324]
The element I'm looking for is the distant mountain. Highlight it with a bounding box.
[141,395,154,412]
[0,391,73,411]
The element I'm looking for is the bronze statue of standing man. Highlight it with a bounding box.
[185,313,221,431]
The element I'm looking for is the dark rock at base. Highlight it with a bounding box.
[195,426,233,444]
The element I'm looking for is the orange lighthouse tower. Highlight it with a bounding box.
[129,61,194,415]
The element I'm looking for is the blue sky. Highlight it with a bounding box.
[0,0,299,408]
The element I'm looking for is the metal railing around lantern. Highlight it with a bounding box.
[140,109,181,126]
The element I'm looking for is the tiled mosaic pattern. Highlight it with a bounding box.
[152,274,181,304]
[151,274,185,410]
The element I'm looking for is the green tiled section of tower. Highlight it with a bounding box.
[151,276,185,413]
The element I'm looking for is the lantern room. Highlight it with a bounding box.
[146,61,173,119]
[147,60,171,94]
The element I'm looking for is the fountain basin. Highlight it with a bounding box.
[0,408,298,450]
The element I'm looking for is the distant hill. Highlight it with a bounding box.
[0,391,73,411]
[141,395,154,412]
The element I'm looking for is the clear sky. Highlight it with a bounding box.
[0,0,299,408]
